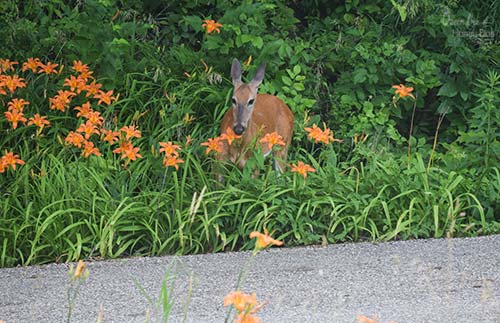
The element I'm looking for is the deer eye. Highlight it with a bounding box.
[248,98,255,105]
[231,97,237,105]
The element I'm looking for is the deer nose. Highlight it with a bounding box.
[233,124,245,135]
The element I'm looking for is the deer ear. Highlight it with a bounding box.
[231,58,242,88]
[249,63,266,89]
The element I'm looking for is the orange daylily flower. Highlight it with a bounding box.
[0,58,18,72]
[260,132,286,150]
[84,80,102,97]
[4,109,27,129]
[0,74,27,93]
[22,57,41,72]
[74,102,93,118]
[357,316,377,323]
[392,84,415,99]
[82,141,101,158]
[7,98,29,112]
[49,90,76,112]
[0,151,25,172]
[112,141,142,161]
[224,291,259,313]
[28,114,51,129]
[159,141,181,157]
[220,127,242,145]
[63,75,87,93]
[76,120,100,139]
[200,136,223,155]
[101,129,120,145]
[72,60,89,74]
[249,228,283,250]
[78,69,94,80]
[202,19,223,34]
[233,313,262,323]
[37,61,60,75]
[224,290,265,323]
[162,155,184,170]
[94,89,118,105]
[290,161,315,179]
[65,131,85,148]
[120,125,141,140]
[305,124,342,144]
[86,110,104,126]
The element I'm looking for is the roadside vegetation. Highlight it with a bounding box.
[0,0,499,269]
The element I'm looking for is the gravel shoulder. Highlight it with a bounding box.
[1,235,499,323]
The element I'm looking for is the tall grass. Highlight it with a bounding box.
[0,145,491,267]
[0,62,498,268]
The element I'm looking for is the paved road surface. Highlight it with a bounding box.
[1,235,499,323]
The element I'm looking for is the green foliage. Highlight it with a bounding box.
[0,0,498,267]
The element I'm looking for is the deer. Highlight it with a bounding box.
[217,58,294,174]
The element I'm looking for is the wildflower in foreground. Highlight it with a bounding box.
[220,127,242,145]
[0,151,25,173]
[224,291,264,323]
[357,316,378,323]
[201,136,223,155]
[233,313,262,323]
[260,132,285,150]
[224,291,258,312]
[357,315,397,323]
[202,19,223,34]
[392,84,415,99]
[290,161,315,179]
[249,228,283,250]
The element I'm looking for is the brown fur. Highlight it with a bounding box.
[219,93,294,171]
